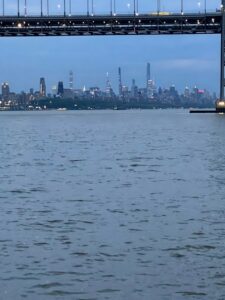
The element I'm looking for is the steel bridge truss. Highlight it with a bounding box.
[0,13,221,37]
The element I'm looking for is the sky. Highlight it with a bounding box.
[0,0,222,94]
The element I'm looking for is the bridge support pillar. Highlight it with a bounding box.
[216,0,225,112]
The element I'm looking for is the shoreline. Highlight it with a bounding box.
[0,107,215,112]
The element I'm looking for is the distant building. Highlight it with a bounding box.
[131,79,138,98]
[52,85,57,96]
[169,85,177,96]
[69,71,74,90]
[118,67,122,97]
[40,77,46,97]
[158,87,163,95]
[139,88,147,97]
[184,86,190,97]
[9,92,17,102]
[147,79,156,99]
[193,86,198,95]
[63,88,74,99]
[90,87,101,98]
[105,73,114,98]
[122,85,129,99]
[147,63,151,88]
[74,89,83,97]
[2,82,10,100]
[57,81,64,96]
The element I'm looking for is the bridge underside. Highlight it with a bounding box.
[0,13,221,37]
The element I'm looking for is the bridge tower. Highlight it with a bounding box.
[216,0,225,112]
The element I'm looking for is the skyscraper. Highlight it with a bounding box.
[52,85,57,96]
[131,79,137,98]
[106,72,113,97]
[57,81,64,96]
[118,67,122,96]
[147,79,156,99]
[184,86,190,98]
[2,82,10,100]
[147,63,151,88]
[40,77,46,97]
[69,71,74,90]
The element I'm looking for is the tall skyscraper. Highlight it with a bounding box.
[69,71,74,90]
[106,72,113,97]
[184,86,190,98]
[52,85,57,96]
[118,67,122,96]
[40,77,46,97]
[2,82,10,100]
[57,81,64,96]
[147,63,151,88]
[147,79,156,99]
[131,79,136,98]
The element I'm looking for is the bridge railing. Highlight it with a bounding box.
[0,0,222,17]
[0,10,222,18]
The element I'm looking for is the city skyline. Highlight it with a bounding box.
[0,61,217,96]
[0,34,220,94]
[0,68,215,111]
[0,62,215,104]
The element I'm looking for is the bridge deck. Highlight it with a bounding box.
[0,13,222,37]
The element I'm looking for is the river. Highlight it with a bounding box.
[0,109,225,299]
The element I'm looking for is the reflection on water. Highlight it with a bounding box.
[0,110,225,300]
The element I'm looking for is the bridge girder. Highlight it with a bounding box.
[0,13,221,37]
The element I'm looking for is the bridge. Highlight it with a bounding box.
[0,13,222,37]
[0,0,224,111]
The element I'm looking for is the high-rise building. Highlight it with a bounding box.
[2,82,10,100]
[193,86,198,95]
[57,81,64,96]
[184,86,190,97]
[169,85,176,95]
[52,85,57,96]
[69,71,74,90]
[131,79,138,98]
[147,63,151,88]
[147,79,156,99]
[40,77,46,97]
[118,67,122,96]
[122,85,129,99]
[106,72,113,97]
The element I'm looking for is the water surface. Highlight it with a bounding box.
[0,110,225,300]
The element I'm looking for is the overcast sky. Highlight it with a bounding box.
[0,0,221,94]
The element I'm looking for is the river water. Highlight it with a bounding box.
[0,109,225,300]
